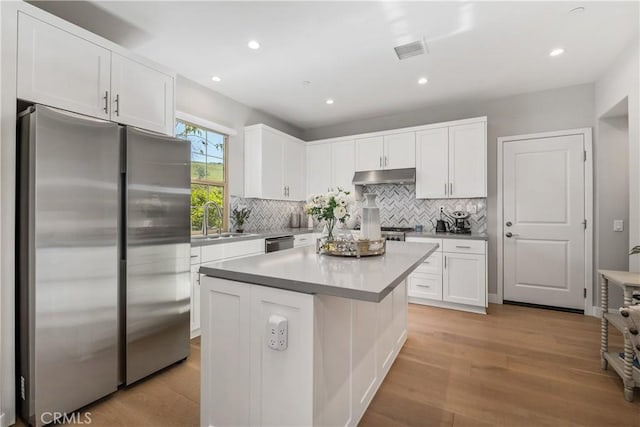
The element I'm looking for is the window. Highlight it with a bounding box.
[176,119,228,234]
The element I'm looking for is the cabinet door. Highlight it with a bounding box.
[283,137,306,200]
[442,253,486,307]
[384,132,415,169]
[306,143,332,197]
[17,12,111,119]
[111,53,175,135]
[415,128,449,198]
[448,122,486,198]
[355,136,384,171]
[191,265,201,335]
[331,140,356,193]
[261,129,285,199]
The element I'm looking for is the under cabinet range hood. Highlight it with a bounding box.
[352,168,416,185]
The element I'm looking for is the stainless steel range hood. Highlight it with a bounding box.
[352,168,416,185]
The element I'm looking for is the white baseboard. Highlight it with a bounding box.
[592,306,617,318]
[190,329,201,340]
[408,297,486,314]
[1,411,6,427]
[488,293,501,304]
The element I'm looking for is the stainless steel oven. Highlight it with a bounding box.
[265,235,294,253]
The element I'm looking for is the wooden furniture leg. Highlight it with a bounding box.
[623,288,635,401]
[601,274,608,370]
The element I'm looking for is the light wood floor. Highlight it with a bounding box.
[14,304,640,426]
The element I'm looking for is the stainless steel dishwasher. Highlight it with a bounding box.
[265,235,294,253]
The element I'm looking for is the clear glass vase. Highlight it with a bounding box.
[361,193,381,241]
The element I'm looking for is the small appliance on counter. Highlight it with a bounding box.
[449,210,472,234]
[290,211,300,228]
[430,209,450,233]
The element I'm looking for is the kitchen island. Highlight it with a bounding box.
[199,241,437,427]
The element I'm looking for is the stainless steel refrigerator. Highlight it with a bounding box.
[17,105,191,426]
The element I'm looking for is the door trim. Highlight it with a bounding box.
[496,128,593,315]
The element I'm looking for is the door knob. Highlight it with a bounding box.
[505,232,519,238]
[506,221,512,227]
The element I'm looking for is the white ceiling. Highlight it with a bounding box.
[53,1,640,129]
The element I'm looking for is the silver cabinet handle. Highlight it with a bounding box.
[444,256,447,269]
[416,284,431,288]
[114,94,120,116]
[379,156,382,168]
[449,182,453,195]
[103,91,109,114]
[444,183,447,196]
[455,245,471,249]
[385,155,388,167]
[190,255,198,258]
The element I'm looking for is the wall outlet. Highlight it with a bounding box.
[267,314,288,351]
[614,220,624,232]
[439,205,445,213]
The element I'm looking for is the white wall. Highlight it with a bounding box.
[595,37,640,274]
[303,84,596,297]
[176,76,303,197]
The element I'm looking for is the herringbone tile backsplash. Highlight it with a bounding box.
[231,184,486,234]
[360,184,486,233]
[230,196,305,231]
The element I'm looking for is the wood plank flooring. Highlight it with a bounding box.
[14,304,639,426]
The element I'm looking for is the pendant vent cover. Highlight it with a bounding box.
[394,39,428,60]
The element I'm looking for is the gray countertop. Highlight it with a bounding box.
[199,241,438,302]
[406,231,488,241]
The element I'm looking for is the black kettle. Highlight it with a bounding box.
[430,218,449,233]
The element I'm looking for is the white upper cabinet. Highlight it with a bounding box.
[416,128,449,199]
[16,11,175,135]
[17,13,111,120]
[331,140,355,193]
[111,53,174,135]
[244,125,306,201]
[306,143,332,196]
[384,132,415,169]
[355,132,415,171]
[448,122,486,198]
[355,136,384,171]
[416,120,486,199]
[283,136,306,200]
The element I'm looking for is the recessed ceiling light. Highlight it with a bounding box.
[326,99,334,105]
[248,40,261,50]
[549,48,565,57]
[211,76,221,82]
[418,77,428,85]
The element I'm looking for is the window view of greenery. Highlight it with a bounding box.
[176,120,227,234]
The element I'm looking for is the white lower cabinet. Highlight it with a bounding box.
[190,238,265,337]
[201,277,408,427]
[407,237,487,314]
[443,252,486,307]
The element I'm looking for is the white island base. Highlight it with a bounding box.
[200,277,408,427]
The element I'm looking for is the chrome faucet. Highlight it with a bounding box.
[203,201,223,236]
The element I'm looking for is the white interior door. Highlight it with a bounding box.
[503,134,585,310]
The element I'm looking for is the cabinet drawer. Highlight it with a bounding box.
[190,246,201,265]
[442,239,485,255]
[293,233,314,247]
[408,273,442,301]
[201,239,265,263]
[406,237,442,251]
[414,252,442,275]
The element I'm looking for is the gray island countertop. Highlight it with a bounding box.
[199,241,438,302]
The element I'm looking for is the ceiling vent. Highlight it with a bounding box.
[394,39,428,60]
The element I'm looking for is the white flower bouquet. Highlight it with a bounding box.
[304,188,354,239]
